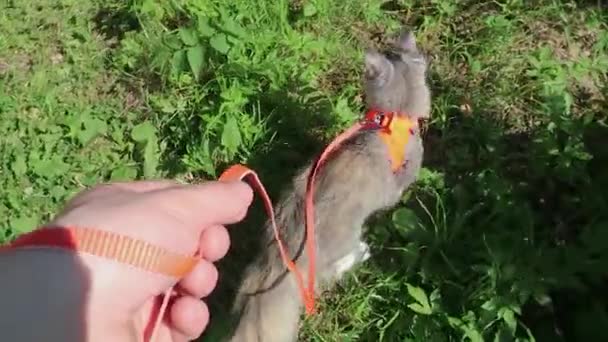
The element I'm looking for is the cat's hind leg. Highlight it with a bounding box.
[332,241,371,279]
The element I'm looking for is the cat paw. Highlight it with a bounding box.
[332,242,372,279]
[359,241,371,262]
[334,252,357,277]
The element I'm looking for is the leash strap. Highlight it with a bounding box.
[301,121,366,313]
[218,164,317,313]
[218,117,367,315]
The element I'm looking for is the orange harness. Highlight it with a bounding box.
[0,110,415,342]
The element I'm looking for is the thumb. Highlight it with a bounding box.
[141,180,254,231]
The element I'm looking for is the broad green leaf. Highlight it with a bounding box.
[140,0,165,19]
[157,97,177,114]
[30,156,70,178]
[150,43,172,71]
[110,165,138,181]
[49,185,67,201]
[221,16,246,38]
[11,154,27,177]
[221,115,242,154]
[429,288,442,311]
[303,3,318,17]
[447,316,463,327]
[464,328,484,342]
[494,327,512,342]
[179,27,198,46]
[502,308,517,334]
[142,140,160,178]
[481,298,497,312]
[187,45,205,79]
[407,303,432,315]
[64,113,82,139]
[171,49,187,75]
[164,34,182,50]
[130,120,160,178]
[10,215,39,234]
[406,283,432,314]
[392,207,419,231]
[197,17,216,37]
[406,283,429,306]
[131,121,157,143]
[210,34,230,54]
[79,117,108,145]
[199,138,215,176]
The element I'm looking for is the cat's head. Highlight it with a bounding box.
[363,29,431,120]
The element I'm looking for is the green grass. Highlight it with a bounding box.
[2,0,608,341]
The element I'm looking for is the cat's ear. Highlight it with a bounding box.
[364,49,393,85]
[396,29,417,51]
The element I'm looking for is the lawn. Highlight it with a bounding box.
[1,0,607,341]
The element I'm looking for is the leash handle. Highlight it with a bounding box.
[0,226,200,342]
[0,227,199,277]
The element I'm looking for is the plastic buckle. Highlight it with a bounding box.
[362,110,393,133]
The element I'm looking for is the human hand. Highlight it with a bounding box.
[46,179,253,341]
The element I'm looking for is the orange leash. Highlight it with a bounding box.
[0,109,414,341]
[217,110,416,315]
[218,164,317,313]
[217,119,367,316]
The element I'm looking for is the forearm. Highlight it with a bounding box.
[0,248,89,341]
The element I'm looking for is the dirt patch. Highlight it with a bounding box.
[522,14,603,102]
[49,44,65,65]
[0,52,34,74]
[0,58,9,75]
[317,61,359,95]
[350,21,395,50]
[92,5,140,45]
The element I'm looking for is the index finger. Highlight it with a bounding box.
[142,180,254,230]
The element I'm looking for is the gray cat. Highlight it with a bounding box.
[226,29,431,342]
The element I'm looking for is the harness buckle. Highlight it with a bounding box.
[361,110,394,133]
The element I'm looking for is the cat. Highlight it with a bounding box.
[226,29,431,342]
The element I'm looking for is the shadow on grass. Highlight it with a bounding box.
[573,0,608,9]
[92,4,140,45]
[353,78,608,340]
